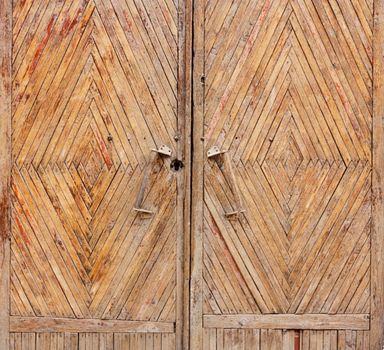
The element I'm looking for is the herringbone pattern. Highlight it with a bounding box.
[11,0,178,321]
[203,0,372,315]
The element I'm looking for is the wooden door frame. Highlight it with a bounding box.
[177,0,193,349]
[190,0,384,349]
[371,1,384,348]
[0,0,11,348]
[0,0,193,349]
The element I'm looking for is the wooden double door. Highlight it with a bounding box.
[1,0,384,349]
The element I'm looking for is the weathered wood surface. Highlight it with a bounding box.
[9,333,176,350]
[177,1,193,349]
[190,0,205,349]
[0,0,11,349]
[194,0,377,348]
[204,314,370,330]
[202,329,370,350]
[372,0,384,348]
[10,317,174,333]
[8,0,187,348]
[3,0,384,348]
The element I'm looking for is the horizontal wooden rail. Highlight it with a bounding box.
[10,317,175,333]
[204,314,370,330]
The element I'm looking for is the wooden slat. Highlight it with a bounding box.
[177,1,193,349]
[190,0,205,349]
[372,0,384,348]
[0,0,11,348]
[204,314,370,330]
[10,317,175,334]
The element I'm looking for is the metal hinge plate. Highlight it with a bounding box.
[207,146,227,158]
[152,144,172,157]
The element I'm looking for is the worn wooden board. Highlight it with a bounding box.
[0,0,11,348]
[372,0,384,348]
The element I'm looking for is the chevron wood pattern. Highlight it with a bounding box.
[4,0,384,348]
[203,0,372,316]
[197,0,375,347]
[11,0,180,331]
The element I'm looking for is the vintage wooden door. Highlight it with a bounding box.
[190,0,384,349]
[2,0,384,350]
[0,0,191,349]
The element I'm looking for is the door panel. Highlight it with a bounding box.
[7,0,186,348]
[191,0,381,348]
[2,0,384,349]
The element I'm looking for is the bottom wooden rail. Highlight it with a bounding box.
[10,317,175,333]
[203,314,370,330]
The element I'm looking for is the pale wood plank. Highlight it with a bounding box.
[190,0,205,348]
[10,317,175,333]
[372,0,384,348]
[204,314,370,330]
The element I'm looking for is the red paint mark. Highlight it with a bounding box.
[60,7,83,38]
[219,97,228,113]
[11,181,33,224]
[244,0,270,54]
[60,18,71,37]
[1,59,10,93]
[294,331,300,350]
[0,187,10,241]
[94,130,113,169]
[259,0,271,24]
[68,8,82,33]
[28,16,56,75]
[100,144,113,169]
[14,216,30,245]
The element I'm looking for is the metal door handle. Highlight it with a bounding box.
[207,146,245,218]
[134,145,172,215]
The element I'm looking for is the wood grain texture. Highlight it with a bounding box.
[0,0,12,349]
[9,332,176,350]
[4,0,384,349]
[204,314,370,330]
[372,0,384,348]
[10,317,174,333]
[201,0,373,317]
[178,0,193,349]
[10,0,180,322]
[202,329,371,350]
[190,0,205,349]
[196,0,376,348]
[176,1,193,349]
[9,0,185,348]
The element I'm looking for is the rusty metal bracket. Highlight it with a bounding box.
[207,146,245,219]
[134,145,172,215]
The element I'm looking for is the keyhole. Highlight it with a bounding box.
[170,159,184,172]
